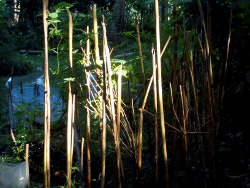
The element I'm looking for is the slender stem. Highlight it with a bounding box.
[155,0,169,187]
[86,26,92,188]
[152,48,158,186]
[43,0,50,187]
[93,4,100,64]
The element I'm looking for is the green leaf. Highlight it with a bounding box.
[122,69,128,77]
[63,77,75,82]
[54,2,73,10]
[49,12,58,19]
[71,166,79,171]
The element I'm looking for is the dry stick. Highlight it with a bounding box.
[160,36,171,58]
[155,0,169,187]
[42,0,51,187]
[137,72,154,184]
[116,66,125,182]
[100,16,107,188]
[152,48,158,186]
[136,19,152,172]
[81,138,85,181]
[179,85,188,167]
[101,55,107,188]
[66,9,74,188]
[136,22,146,89]
[71,94,75,162]
[189,50,206,185]
[8,83,17,144]
[85,26,92,188]
[102,17,122,188]
[25,144,30,187]
[93,4,100,65]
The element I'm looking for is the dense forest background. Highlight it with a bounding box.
[0,0,250,187]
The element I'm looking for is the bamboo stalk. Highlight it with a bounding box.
[102,16,122,188]
[42,0,51,187]
[152,47,158,186]
[116,66,125,183]
[179,85,188,167]
[101,20,107,187]
[86,26,92,188]
[66,9,74,188]
[25,144,30,187]
[101,66,107,188]
[136,18,152,172]
[81,137,85,180]
[155,0,169,187]
[189,51,201,129]
[137,70,154,185]
[93,4,100,65]
[136,22,146,88]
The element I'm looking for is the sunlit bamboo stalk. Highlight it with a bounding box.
[25,144,30,187]
[101,60,107,188]
[71,94,75,163]
[93,4,100,65]
[152,48,158,186]
[136,22,146,88]
[66,9,74,188]
[42,0,50,187]
[86,26,92,188]
[116,66,125,183]
[136,19,154,173]
[102,16,122,188]
[155,0,169,187]
[160,36,171,58]
[137,70,154,186]
[81,137,85,181]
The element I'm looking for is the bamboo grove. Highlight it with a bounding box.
[42,0,234,187]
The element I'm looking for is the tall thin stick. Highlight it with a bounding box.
[66,9,74,188]
[137,72,154,185]
[42,0,51,187]
[93,4,100,65]
[102,16,122,188]
[116,66,124,183]
[100,17,107,188]
[25,144,30,187]
[155,0,169,187]
[136,21,152,164]
[152,48,158,186]
[81,137,85,183]
[101,57,107,188]
[86,26,92,188]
